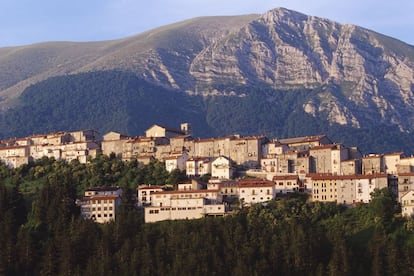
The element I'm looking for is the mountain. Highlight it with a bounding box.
[1,8,414,154]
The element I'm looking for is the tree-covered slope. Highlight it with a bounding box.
[0,71,212,138]
[0,71,412,154]
[1,157,414,275]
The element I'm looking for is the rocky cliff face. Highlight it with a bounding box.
[190,8,414,131]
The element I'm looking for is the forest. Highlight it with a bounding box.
[1,155,414,275]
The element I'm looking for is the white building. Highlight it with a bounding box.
[186,157,212,177]
[238,178,275,206]
[144,189,226,223]
[273,175,301,194]
[211,156,233,179]
[401,190,414,217]
[137,185,164,206]
[165,152,189,172]
[355,174,388,203]
[78,187,122,223]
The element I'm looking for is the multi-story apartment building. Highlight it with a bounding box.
[165,152,189,172]
[310,144,349,174]
[101,131,132,159]
[145,124,187,138]
[186,157,213,177]
[397,173,414,201]
[78,187,122,223]
[278,135,332,151]
[273,175,302,194]
[0,129,100,168]
[383,152,403,175]
[211,156,234,179]
[238,178,275,206]
[401,190,414,217]
[137,185,164,206]
[309,173,389,204]
[144,189,226,223]
[362,154,384,175]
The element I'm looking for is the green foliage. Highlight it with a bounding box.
[2,157,414,275]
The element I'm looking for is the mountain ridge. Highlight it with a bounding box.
[1,8,414,153]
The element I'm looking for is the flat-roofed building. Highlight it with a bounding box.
[144,189,226,223]
[78,187,122,223]
[401,191,414,217]
[137,185,164,206]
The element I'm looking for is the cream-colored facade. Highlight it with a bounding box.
[137,185,164,206]
[79,187,122,223]
[165,152,188,172]
[309,174,388,204]
[145,124,186,138]
[238,178,275,206]
[144,189,226,223]
[362,154,384,175]
[310,144,348,174]
[186,157,212,177]
[0,129,99,167]
[101,131,131,159]
[278,135,331,150]
[401,191,414,217]
[397,173,414,201]
[383,152,403,174]
[341,159,361,175]
[310,175,338,202]
[273,175,301,194]
[212,156,233,179]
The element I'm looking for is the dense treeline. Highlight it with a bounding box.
[1,157,414,275]
[0,70,413,154]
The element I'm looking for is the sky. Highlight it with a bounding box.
[0,0,413,47]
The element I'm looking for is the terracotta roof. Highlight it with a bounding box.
[310,144,342,151]
[396,172,414,177]
[152,189,219,195]
[238,178,274,187]
[306,173,388,180]
[84,195,120,201]
[187,157,212,162]
[272,175,300,181]
[0,145,28,150]
[279,135,328,145]
[138,185,164,190]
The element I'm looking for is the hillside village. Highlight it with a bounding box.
[2,123,414,223]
